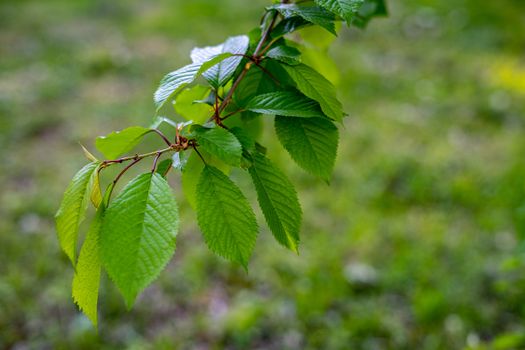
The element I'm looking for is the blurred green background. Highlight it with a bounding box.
[1,0,525,349]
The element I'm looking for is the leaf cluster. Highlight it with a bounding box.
[55,0,387,326]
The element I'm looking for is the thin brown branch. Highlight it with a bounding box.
[101,146,176,168]
[108,157,143,199]
[151,152,162,173]
[150,129,172,147]
[220,109,246,121]
[193,145,206,164]
[252,60,281,85]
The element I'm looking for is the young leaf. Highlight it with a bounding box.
[90,170,102,208]
[191,35,250,88]
[72,200,105,327]
[281,63,344,122]
[80,144,98,162]
[266,45,302,65]
[314,0,364,24]
[196,166,258,268]
[192,126,242,167]
[154,53,232,110]
[270,3,337,35]
[245,90,326,118]
[155,158,173,177]
[95,126,150,159]
[55,162,99,266]
[248,153,302,252]
[101,173,179,308]
[174,85,212,124]
[275,116,339,182]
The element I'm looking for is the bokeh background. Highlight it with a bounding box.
[1,0,525,349]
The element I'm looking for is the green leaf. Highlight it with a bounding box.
[191,35,250,88]
[266,45,301,65]
[229,126,256,153]
[154,53,232,110]
[196,166,258,268]
[248,153,302,252]
[245,90,326,118]
[95,126,150,159]
[55,162,99,266]
[192,126,242,167]
[314,0,364,24]
[233,60,282,107]
[271,16,312,39]
[299,45,341,85]
[281,63,344,121]
[229,127,256,168]
[174,85,212,124]
[181,151,231,210]
[275,116,339,182]
[181,152,202,210]
[299,23,340,50]
[155,158,173,177]
[72,200,105,327]
[90,170,102,208]
[270,4,337,35]
[101,173,179,308]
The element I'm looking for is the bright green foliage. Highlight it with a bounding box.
[55,161,99,265]
[181,151,231,210]
[271,16,311,39]
[191,125,242,166]
[249,153,301,252]
[95,126,150,159]
[174,85,212,123]
[191,35,249,89]
[196,166,258,268]
[181,152,203,210]
[230,126,256,153]
[315,0,364,24]
[233,60,281,106]
[270,4,337,35]
[282,63,344,121]
[245,90,325,118]
[72,198,106,327]
[275,116,339,182]
[265,45,302,65]
[155,158,173,177]
[90,171,102,208]
[154,53,232,110]
[56,0,386,323]
[101,173,179,308]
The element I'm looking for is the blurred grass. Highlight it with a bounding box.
[1,0,525,349]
